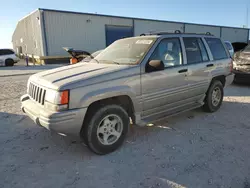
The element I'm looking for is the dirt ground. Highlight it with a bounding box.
[1,74,250,188]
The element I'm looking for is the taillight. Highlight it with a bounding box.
[70,58,78,64]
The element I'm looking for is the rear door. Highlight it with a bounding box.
[182,37,212,99]
[204,37,231,76]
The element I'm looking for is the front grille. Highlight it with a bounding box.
[28,83,46,105]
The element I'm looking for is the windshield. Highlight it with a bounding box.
[244,44,250,52]
[90,37,156,65]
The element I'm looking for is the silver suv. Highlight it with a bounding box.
[21,32,234,155]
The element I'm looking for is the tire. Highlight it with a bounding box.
[203,80,224,112]
[5,59,14,66]
[81,104,129,155]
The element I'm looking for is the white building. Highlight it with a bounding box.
[12,8,249,63]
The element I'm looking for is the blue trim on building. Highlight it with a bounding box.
[38,8,250,31]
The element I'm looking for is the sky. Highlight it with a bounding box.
[0,0,249,48]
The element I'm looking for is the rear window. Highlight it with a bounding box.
[205,38,228,60]
[225,42,233,50]
[0,49,14,55]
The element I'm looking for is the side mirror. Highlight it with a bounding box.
[146,60,164,72]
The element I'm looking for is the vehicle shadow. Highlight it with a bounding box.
[1,99,250,187]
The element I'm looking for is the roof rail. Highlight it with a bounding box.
[140,30,213,36]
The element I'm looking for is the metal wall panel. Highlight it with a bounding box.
[134,20,184,36]
[12,10,44,56]
[184,24,221,37]
[44,11,133,56]
[221,27,249,43]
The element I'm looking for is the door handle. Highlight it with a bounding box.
[206,64,214,67]
[178,69,188,73]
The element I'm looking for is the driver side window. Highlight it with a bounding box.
[149,38,182,68]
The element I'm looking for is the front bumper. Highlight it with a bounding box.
[21,94,87,139]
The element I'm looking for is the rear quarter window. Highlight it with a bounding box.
[205,38,228,60]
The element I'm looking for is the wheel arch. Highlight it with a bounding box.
[211,75,226,87]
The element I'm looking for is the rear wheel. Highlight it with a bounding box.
[81,104,129,155]
[5,59,14,66]
[203,80,224,112]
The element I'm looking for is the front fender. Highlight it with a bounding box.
[78,85,139,110]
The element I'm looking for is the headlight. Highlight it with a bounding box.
[44,102,68,111]
[44,90,69,111]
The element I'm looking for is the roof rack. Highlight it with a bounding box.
[140,30,213,36]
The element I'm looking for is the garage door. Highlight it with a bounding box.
[105,25,133,46]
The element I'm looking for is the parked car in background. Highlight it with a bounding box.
[21,32,234,155]
[224,41,234,57]
[232,42,248,52]
[63,47,104,64]
[0,49,20,66]
[63,47,92,64]
[233,44,250,83]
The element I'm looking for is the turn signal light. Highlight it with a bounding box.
[60,90,69,105]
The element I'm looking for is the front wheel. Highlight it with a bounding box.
[203,80,224,112]
[82,104,129,155]
[5,59,14,66]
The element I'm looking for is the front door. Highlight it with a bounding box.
[141,38,189,119]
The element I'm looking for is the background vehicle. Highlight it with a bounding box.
[224,41,234,57]
[63,47,103,64]
[233,44,250,83]
[0,49,20,66]
[21,32,233,155]
[63,47,91,64]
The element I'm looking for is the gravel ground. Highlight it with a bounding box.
[0,60,63,77]
[1,74,250,188]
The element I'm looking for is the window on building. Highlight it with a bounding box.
[205,38,228,60]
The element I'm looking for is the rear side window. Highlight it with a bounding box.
[183,37,209,64]
[205,38,228,60]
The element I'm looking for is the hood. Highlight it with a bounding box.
[29,62,137,90]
